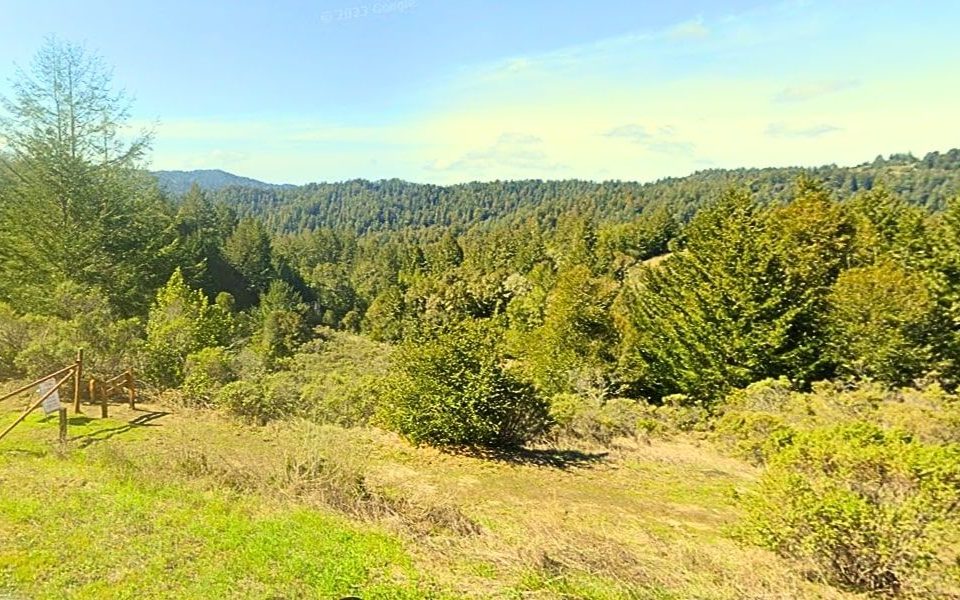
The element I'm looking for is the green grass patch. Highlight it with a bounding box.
[0,410,435,599]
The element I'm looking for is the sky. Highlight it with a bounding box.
[0,0,958,185]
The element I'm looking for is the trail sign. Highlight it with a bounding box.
[39,378,61,415]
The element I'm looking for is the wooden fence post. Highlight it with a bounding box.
[126,371,136,410]
[73,349,83,414]
[91,379,107,418]
[58,408,67,445]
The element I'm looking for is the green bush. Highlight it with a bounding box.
[654,394,711,433]
[739,423,960,596]
[181,347,234,407]
[382,319,550,448]
[215,380,264,420]
[217,372,303,425]
[716,379,960,453]
[549,394,642,445]
[260,371,303,420]
[143,269,232,387]
[283,329,390,428]
[875,384,960,444]
[713,411,794,464]
[302,374,381,428]
[0,302,28,378]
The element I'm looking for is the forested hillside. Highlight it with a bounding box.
[4,39,960,598]
[185,150,960,234]
[154,169,292,195]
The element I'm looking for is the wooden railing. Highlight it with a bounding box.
[0,350,141,445]
[88,370,136,418]
[0,350,83,445]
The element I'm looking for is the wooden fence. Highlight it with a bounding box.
[88,370,136,418]
[0,349,137,445]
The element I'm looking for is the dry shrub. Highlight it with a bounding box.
[172,446,269,493]
[160,420,480,537]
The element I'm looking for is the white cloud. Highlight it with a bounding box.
[427,132,567,178]
[773,80,859,103]
[667,18,710,40]
[604,124,696,155]
[766,122,842,138]
[603,124,650,144]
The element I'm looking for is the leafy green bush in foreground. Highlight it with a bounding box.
[738,423,960,596]
[382,320,550,448]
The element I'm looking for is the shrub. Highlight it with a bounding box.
[0,302,28,378]
[302,373,381,428]
[181,347,234,407]
[0,283,142,379]
[217,373,304,425]
[713,411,794,464]
[549,394,642,445]
[654,394,711,433]
[215,380,264,421]
[143,269,231,387]
[381,319,550,447]
[281,329,390,428]
[721,377,794,413]
[739,423,960,595]
[875,384,960,444]
[716,379,960,454]
[260,371,303,420]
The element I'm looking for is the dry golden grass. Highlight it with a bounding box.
[76,400,862,599]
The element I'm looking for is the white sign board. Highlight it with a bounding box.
[39,378,61,416]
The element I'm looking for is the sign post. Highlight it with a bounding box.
[0,370,74,444]
[58,408,68,445]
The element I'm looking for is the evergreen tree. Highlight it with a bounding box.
[617,190,813,401]
[143,269,231,387]
[255,280,309,367]
[825,261,942,384]
[224,217,274,296]
[0,38,174,315]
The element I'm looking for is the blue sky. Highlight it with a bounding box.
[0,0,958,184]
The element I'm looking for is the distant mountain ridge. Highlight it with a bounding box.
[153,169,292,195]
[156,149,960,235]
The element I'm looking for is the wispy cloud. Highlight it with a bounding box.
[603,124,695,155]
[766,122,842,138]
[667,18,709,40]
[427,132,566,177]
[603,124,650,144]
[773,79,859,103]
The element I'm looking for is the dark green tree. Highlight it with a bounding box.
[256,280,309,368]
[616,189,836,401]
[224,217,275,296]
